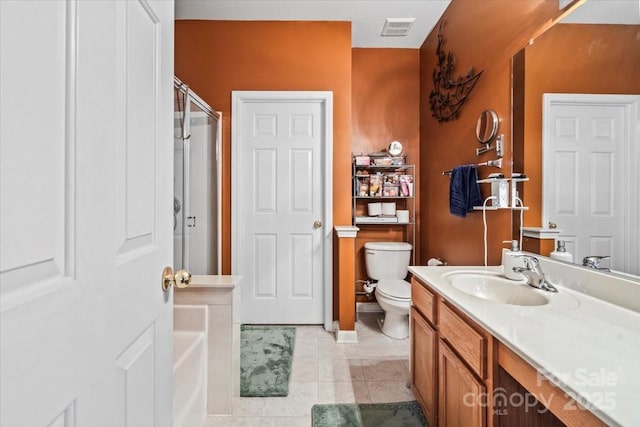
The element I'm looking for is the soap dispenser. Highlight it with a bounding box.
[502,240,526,280]
[550,240,573,263]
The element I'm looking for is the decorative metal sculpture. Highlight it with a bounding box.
[429,23,483,122]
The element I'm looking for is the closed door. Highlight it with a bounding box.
[232,92,332,324]
[543,94,639,273]
[0,1,174,425]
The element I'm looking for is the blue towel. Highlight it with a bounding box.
[449,165,483,217]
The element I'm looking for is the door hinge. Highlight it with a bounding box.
[186,216,196,228]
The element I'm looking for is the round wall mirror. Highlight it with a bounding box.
[476,109,499,144]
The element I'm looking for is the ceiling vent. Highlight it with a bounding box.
[381,18,416,37]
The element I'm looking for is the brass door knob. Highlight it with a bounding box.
[162,266,191,291]
[313,220,323,229]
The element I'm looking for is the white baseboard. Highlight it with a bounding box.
[332,320,359,343]
[356,302,382,313]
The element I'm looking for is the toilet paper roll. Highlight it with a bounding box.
[381,202,396,216]
[368,202,382,216]
[397,210,409,223]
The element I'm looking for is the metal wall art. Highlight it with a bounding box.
[429,23,483,122]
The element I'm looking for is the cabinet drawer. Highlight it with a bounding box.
[438,301,487,378]
[411,277,436,324]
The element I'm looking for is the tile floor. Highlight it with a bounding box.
[204,312,415,426]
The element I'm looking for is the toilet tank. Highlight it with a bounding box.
[364,241,412,280]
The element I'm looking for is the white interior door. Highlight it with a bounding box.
[543,94,640,274]
[232,92,333,325]
[0,1,175,425]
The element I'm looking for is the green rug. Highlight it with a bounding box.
[240,325,296,397]
[312,401,428,427]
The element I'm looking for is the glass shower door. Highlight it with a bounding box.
[173,82,220,275]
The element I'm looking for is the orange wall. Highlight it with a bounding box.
[175,21,352,274]
[351,48,420,300]
[518,23,640,228]
[419,0,569,266]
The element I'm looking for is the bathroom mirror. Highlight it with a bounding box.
[475,109,498,144]
[511,0,640,277]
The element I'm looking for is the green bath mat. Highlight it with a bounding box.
[312,401,428,427]
[240,325,296,397]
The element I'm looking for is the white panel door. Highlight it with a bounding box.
[0,1,175,426]
[233,92,331,324]
[543,94,640,274]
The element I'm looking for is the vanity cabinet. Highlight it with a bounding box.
[410,277,493,427]
[410,275,608,427]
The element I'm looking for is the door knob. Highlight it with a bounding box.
[313,220,323,229]
[162,266,191,291]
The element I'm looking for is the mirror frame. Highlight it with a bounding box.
[475,109,499,144]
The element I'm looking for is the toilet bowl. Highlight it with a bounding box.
[374,279,411,339]
[364,241,413,339]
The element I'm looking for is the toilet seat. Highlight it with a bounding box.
[376,279,411,301]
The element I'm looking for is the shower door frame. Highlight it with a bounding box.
[174,76,222,274]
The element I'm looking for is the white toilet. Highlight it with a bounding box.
[364,241,413,339]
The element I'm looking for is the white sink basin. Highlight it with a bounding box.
[442,270,549,306]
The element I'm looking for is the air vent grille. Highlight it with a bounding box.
[381,18,415,37]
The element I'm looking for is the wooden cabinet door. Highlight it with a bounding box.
[410,307,437,427]
[439,341,486,427]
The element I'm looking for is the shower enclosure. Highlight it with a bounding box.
[174,77,222,274]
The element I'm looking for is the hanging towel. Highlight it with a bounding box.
[449,165,483,217]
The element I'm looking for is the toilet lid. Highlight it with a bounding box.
[376,279,411,300]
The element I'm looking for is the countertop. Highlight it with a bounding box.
[408,264,640,427]
[189,274,242,288]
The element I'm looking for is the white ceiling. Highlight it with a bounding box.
[174,0,452,48]
[174,0,639,49]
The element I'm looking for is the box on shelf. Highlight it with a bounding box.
[354,155,371,166]
[382,185,400,197]
[371,156,406,166]
[355,175,370,196]
[369,174,382,196]
[355,216,398,224]
[399,175,413,197]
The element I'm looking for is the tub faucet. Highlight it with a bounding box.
[512,255,558,293]
[582,255,610,271]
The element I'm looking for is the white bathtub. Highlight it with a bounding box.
[173,275,242,422]
[173,305,207,427]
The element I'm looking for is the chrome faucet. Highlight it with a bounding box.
[512,255,558,293]
[582,255,610,271]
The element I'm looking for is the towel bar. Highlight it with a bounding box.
[443,158,502,176]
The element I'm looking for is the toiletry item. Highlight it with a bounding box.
[502,240,527,280]
[550,240,573,262]
[490,177,509,207]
